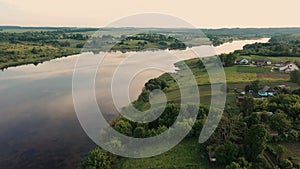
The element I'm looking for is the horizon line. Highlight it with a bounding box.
[1,25,300,30]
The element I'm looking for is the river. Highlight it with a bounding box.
[0,38,269,169]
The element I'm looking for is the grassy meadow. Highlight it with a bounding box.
[113,139,223,169]
[155,56,296,106]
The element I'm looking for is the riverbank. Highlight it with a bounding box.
[0,38,271,169]
[100,38,300,169]
[0,49,80,70]
[0,27,270,70]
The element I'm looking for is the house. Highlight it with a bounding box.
[252,60,272,66]
[258,86,275,97]
[252,59,266,66]
[238,58,249,65]
[266,60,272,65]
[279,62,299,72]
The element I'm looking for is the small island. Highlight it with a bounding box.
[109,33,187,53]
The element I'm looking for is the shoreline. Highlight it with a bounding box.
[0,38,269,71]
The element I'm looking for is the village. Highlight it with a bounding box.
[234,58,299,102]
[236,58,299,73]
[234,58,299,103]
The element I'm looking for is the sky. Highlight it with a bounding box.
[0,0,300,28]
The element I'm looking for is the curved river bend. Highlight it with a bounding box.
[0,38,268,169]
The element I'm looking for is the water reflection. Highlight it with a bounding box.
[0,38,269,169]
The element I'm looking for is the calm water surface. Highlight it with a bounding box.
[0,38,269,169]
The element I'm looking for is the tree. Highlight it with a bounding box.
[156,125,168,134]
[59,41,70,47]
[292,46,298,55]
[270,111,292,133]
[114,120,132,136]
[133,127,146,138]
[244,85,252,93]
[240,96,255,116]
[104,137,124,154]
[216,141,239,165]
[209,115,246,144]
[226,162,245,169]
[31,47,38,54]
[260,112,271,123]
[290,70,300,84]
[254,99,268,112]
[244,80,260,93]
[76,43,85,48]
[145,78,168,91]
[190,119,204,137]
[268,94,300,119]
[292,88,300,96]
[79,147,112,169]
[219,53,237,67]
[274,145,286,163]
[245,113,261,127]
[250,80,260,93]
[236,157,252,169]
[245,124,268,161]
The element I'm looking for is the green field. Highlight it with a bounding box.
[236,65,272,74]
[157,59,293,105]
[113,139,222,169]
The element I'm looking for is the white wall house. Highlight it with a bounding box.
[279,63,299,72]
[238,58,249,65]
[266,61,272,65]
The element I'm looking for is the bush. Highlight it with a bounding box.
[216,141,239,165]
[290,70,300,84]
[76,43,85,48]
[79,147,112,169]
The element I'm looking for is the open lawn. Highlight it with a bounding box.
[113,139,222,169]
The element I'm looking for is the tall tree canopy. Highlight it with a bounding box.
[245,124,268,161]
